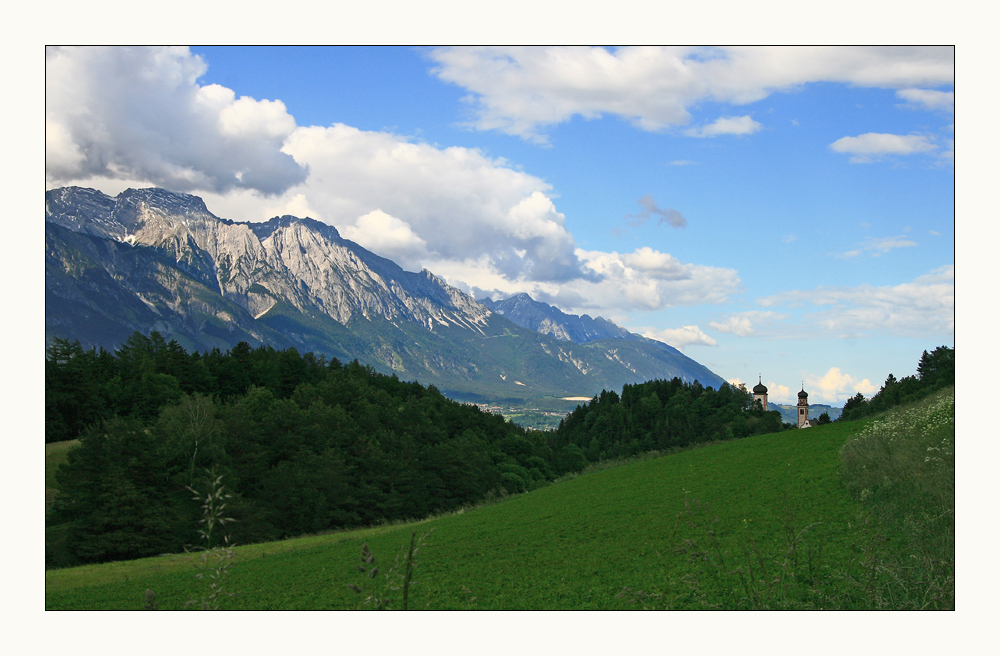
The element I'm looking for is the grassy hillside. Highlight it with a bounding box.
[45,388,953,609]
[44,420,860,609]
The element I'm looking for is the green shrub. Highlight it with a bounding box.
[500,472,526,494]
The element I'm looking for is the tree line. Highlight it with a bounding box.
[839,346,955,422]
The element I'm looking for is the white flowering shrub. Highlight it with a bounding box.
[842,388,954,498]
[839,387,954,609]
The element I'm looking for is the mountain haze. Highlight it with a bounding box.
[45,186,726,401]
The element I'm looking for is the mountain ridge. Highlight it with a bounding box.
[481,292,632,344]
[45,186,727,400]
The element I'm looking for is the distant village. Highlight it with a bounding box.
[466,402,568,431]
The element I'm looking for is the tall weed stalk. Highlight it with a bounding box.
[347,530,432,610]
[140,467,237,610]
[184,467,237,610]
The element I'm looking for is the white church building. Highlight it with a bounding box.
[797,384,818,428]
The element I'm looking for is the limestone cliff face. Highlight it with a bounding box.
[46,187,492,333]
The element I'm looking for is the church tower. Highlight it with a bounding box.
[752,376,768,411]
[797,384,810,428]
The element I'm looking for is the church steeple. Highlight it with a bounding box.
[752,375,768,411]
[797,383,810,428]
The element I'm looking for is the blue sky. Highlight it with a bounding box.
[44,46,955,405]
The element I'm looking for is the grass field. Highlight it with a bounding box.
[46,416,874,610]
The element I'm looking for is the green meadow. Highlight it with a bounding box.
[45,388,954,610]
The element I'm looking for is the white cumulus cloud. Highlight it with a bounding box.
[451,245,742,318]
[340,210,431,272]
[768,383,793,404]
[45,46,306,195]
[829,132,937,163]
[684,115,762,138]
[709,311,786,337]
[805,368,879,404]
[563,247,741,312]
[278,123,587,283]
[840,235,919,258]
[896,88,954,113]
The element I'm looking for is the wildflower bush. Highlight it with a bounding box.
[839,387,954,609]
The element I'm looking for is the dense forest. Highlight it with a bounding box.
[552,377,788,462]
[48,332,563,566]
[839,346,955,421]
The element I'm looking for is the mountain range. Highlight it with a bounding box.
[481,293,632,344]
[45,186,726,402]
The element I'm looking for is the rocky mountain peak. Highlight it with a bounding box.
[45,186,122,239]
[117,187,213,217]
[250,215,342,243]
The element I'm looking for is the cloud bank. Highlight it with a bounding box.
[805,368,879,404]
[428,46,954,142]
[757,265,954,339]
